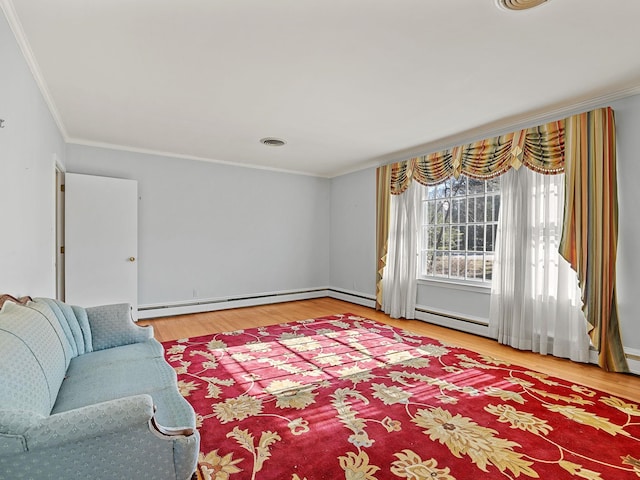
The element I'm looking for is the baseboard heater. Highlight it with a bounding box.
[138,287,329,312]
[327,288,376,303]
[414,307,640,375]
[137,288,378,320]
[415,306,489,326]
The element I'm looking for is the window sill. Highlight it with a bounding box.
[417,277,492,294]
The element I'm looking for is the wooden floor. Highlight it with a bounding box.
[139,297,640,402]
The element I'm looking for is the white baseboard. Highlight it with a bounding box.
[327,288,376,308]
[588,349,640,375]
[138,287,378,319]
[621,346,640,375]
[137,288,329,319]
[626,357,640,376]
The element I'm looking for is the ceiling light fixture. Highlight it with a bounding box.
[496,0,550,11]
[260,137,286,147]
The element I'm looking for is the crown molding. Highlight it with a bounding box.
[1,0,68,139]
[66,138,327,178]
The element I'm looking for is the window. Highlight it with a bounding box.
[419,175,500,283]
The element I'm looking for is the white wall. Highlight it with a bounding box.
[609,94,640,351]
[65,144,331,308]
[329,168,376,301]
[0,12,65,297]
[329,94,640,354]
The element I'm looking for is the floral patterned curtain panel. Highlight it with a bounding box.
[375,106,628,372]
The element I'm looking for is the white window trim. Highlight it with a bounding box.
[417,276,491,294]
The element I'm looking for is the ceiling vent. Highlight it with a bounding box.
[497,0,549,10]
[260,137,286,147]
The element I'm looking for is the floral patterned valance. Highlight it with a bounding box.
[390,119,565,195]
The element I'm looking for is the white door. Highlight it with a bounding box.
[65,173,138,318]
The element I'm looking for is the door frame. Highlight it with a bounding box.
[54,156,65,301]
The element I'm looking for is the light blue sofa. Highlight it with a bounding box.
[0,297,199,480]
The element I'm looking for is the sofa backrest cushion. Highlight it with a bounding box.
[34,298,93,355]
[71,305,93,353]
[25,301,75,362]
[0,302,67,416]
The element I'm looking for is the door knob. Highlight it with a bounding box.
[129,257,136,262]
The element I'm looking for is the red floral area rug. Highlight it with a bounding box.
[162,314,640,480]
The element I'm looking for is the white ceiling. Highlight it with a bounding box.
[4,0,640,177]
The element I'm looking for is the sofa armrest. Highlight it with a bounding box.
[25,395,156,449]
[86,303,153,350]
[5,396,198,480]
[150,412,195,437]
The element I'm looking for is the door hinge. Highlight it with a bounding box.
[60,184,65,192]
[60,246,65,254]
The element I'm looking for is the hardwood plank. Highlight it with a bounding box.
[139,298,640,401]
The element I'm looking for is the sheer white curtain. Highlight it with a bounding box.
[382,181,421,319]
[489,168,590,362]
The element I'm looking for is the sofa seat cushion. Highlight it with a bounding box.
[63,338,164,375]
[52,340,195,429]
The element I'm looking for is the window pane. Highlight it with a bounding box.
[428,200,438,224]
[477,225,485,251]
[467,225,484,251]
[435,180,449,199]
[436,226,445,250]
[474,196,485,223]
[467,197,475,222]
[435,200,448,224]
[451,253,465,279]
[486,196,494,222]
[434,252,449,276]
[486,176,500,193]
[450,199,458,224]
[450,225,465,251]
[486,224,497,252]
[443,200,451,221]
[471,225,478,251]
[467,254,484,279]
[468,178,485,195]
[451,176,466,196]
[485,254,494,281]
[451,198,465,224]
[427,226,436,250]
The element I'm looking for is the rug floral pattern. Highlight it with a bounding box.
[163,314,640,479]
